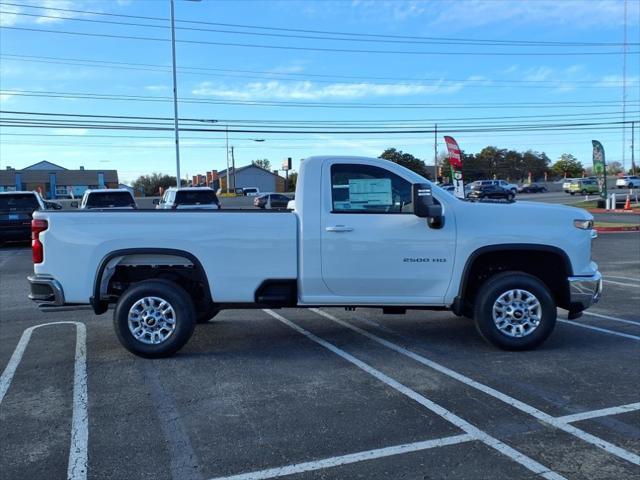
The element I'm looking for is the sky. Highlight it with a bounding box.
[0,0,639,184]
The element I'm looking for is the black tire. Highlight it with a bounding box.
[570,192,575,195]
[581,189,588,195]
[506,193,515,201]
[473,272,556,351]
[629,183,635,189]
[196,306,221,324]
[113,279,196,358]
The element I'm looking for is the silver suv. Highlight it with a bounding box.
[155,187,220,210]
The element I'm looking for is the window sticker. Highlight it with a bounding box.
[348,178,392,207]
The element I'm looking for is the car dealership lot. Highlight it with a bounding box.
[1,235,639,480]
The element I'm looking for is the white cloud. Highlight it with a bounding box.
[0,5,21,26]
[191,79,464,101]
[0,94,14,102]
[52,128,88,135]
[145,85,169,92]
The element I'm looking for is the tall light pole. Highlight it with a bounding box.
[169,0,201,187]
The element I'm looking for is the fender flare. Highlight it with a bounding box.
[90,248,211,314]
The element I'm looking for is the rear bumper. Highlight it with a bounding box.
[27,274,65,305]
[568,271,602,311]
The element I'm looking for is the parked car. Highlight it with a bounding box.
[518,183,548,193]
[567,179,599,196]
[562,179,577,192]
[80,189,137,209]
[243,187,260,197]
[1,191,47,244]
[471,179,518,194]
[468,184,515,201]
[155,187,220,209]
[616,175,639,189]
[253,193,291,209]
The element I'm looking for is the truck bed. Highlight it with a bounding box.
[33,210,298,303]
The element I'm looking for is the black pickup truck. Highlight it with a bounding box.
[0,191,59,244]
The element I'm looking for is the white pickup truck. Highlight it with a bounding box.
[28,156,602,357]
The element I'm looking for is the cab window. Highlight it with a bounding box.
[330,164,413,213]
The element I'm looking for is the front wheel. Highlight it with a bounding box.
[113,279,196,358]
[473,272,556,350]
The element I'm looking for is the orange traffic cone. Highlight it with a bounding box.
[624,195,632,211]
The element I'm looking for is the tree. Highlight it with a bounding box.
[379,148,431,179]
[551,153,583,178]
[286,171,298,192]
[607,161,623,175]
[252,159,271,170]
[132,172,181,196]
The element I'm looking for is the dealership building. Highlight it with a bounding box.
[0,161,119,199]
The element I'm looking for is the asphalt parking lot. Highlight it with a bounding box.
[1,234,639,480]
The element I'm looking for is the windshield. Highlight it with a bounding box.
[86,192,135,208]
[0,193,39,211]
[175,190,219,205]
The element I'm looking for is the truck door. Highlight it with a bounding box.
[320,162,456,302]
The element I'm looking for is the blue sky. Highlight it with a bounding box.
[1,0,639,183]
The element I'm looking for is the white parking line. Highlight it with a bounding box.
[583,311,640,326]
[604,275,640,282]
[603,279,640,288]
[0,322,88,480]
[208,434,473,480]
[556,403,640,424]
[311,309,640,466]
[265,310,565,480]
[559,319,640,341]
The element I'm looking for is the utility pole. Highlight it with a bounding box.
[632,121,636,175]
[225,126,230,193]
[169,0,181,186]
[230,146,236,192]
[434,123,438,181]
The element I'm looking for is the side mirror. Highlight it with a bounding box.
[412,183,444,228]
[152,199,160,205]
[70,201,78,208]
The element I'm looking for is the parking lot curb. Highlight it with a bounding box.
[594,225,640,233]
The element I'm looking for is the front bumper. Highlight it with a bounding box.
[568,271,602,311]
[27,275,65,305]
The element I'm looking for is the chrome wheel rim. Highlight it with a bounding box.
[128,296,176,345]
[492,289,542,338]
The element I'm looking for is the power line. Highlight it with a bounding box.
[1,1,636,47]
[2,89,638,109]
[2,53,632,87]
[3,25,638,56]
[3,8,640,50]
[2,53,635,91]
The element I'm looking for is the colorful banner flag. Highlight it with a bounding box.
[444,136,465,198]
[592,140,607,200]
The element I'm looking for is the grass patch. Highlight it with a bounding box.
[594,222,640,228]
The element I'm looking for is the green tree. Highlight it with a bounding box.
[379,148,431,179]
[606,161,623,175]
[252,159,271,170]
[286,171,298,192]
[132,172,181,196]
[551,153,583,178]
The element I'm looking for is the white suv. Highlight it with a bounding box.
[155,187,220,209]
[616,175,639,189]
[471,179,518,194]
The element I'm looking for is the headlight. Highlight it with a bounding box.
[574,219,594,230]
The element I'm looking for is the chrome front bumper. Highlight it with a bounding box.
[27,275,65,306]
[568,271,602,311]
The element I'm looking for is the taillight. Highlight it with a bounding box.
[31,219,48,264]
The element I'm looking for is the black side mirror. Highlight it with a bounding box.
[152,199,160,205]
[412,183,444,228]
[70,201,78,208]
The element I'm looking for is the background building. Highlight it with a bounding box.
[197,164,286,193]
[0,161,119,199]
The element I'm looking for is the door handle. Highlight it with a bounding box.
[326,225,353,232]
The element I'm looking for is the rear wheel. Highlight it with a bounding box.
[506,193,515,201]
[570,192,575,195]
[113,279,196,358]
[473,272,556,350]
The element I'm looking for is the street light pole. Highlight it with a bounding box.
[169,0,181,186]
